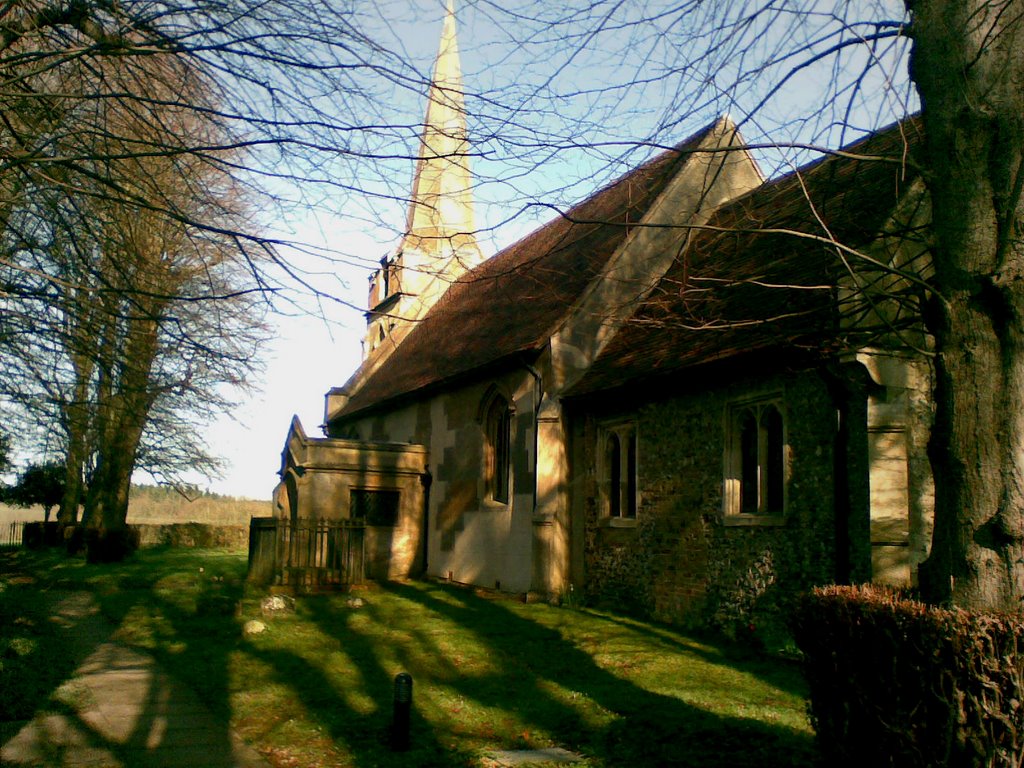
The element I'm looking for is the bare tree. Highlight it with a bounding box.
[0,42,267,555]
[0,0,1020,596]
[0,0,460,287]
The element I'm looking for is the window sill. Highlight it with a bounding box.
[599,516,638,529]
[480,498,510,512]
[722,514,787,527]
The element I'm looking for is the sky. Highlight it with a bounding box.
[198,315,361,500]
[191,2,557,498]
[151,0,915,499]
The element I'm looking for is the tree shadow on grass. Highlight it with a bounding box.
[5,550,470,768]
[4,549,817,768]
[364,581,817,768]
[242,597,464,767]
[587,609,810,700]
[0,549,253,767]
[0,553,84,743]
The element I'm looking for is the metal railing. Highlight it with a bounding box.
[1,521,25,547]
[248,517,365,588]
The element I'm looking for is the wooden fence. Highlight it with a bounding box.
[248,517,365,588]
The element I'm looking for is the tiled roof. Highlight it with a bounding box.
[334,121,723,421]
[566,119,925,398]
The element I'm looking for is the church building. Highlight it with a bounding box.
[272,1,934,635]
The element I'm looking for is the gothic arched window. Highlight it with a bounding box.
[485,394,511,504]
[601,422,638,519]
[726,397,787,518]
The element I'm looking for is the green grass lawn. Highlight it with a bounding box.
[0,548,815,767]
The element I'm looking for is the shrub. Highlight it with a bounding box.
[64,524,84,555]
[792,585,1024,767]
[3,463,64,522]
[84,526,141,563]
[21,522,61,549]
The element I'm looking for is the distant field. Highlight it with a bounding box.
[0,485,271,527]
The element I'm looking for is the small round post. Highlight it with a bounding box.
[391,672,413,751]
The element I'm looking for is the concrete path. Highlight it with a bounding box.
[484,747,582,766]
[1,592,269,768]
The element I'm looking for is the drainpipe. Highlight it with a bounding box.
[420,466,432,575]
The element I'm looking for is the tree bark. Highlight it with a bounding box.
[909,0,1024,610]
[57,369,92,525]
[83,313,160,547]
[85,420,143,530]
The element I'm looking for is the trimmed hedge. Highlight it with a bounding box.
[792,585,1024,767]
[63,522,246,555]
[133,522,248,549]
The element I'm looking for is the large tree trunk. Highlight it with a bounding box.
[82,314,160,562]
[57,442,85,525]
[57,270,98,526]
[57,389,90,525]
[81,396,149,562]
[910,0,1024,610]
[84,429,136,532]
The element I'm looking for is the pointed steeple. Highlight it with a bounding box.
[363,0,481,359]
[402,0,478,257]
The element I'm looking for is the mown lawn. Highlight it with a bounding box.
[0,547,816,767]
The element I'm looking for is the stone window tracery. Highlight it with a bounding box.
[725,396,787,521]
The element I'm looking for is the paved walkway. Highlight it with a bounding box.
[1,592,270,768]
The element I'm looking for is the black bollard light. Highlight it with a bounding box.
[391,672,413,751]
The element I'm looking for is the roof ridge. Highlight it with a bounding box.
[722,116,922,211]
[437,118,726,291]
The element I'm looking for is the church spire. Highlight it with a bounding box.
[401,0,478,257]
[364,0,481,358]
